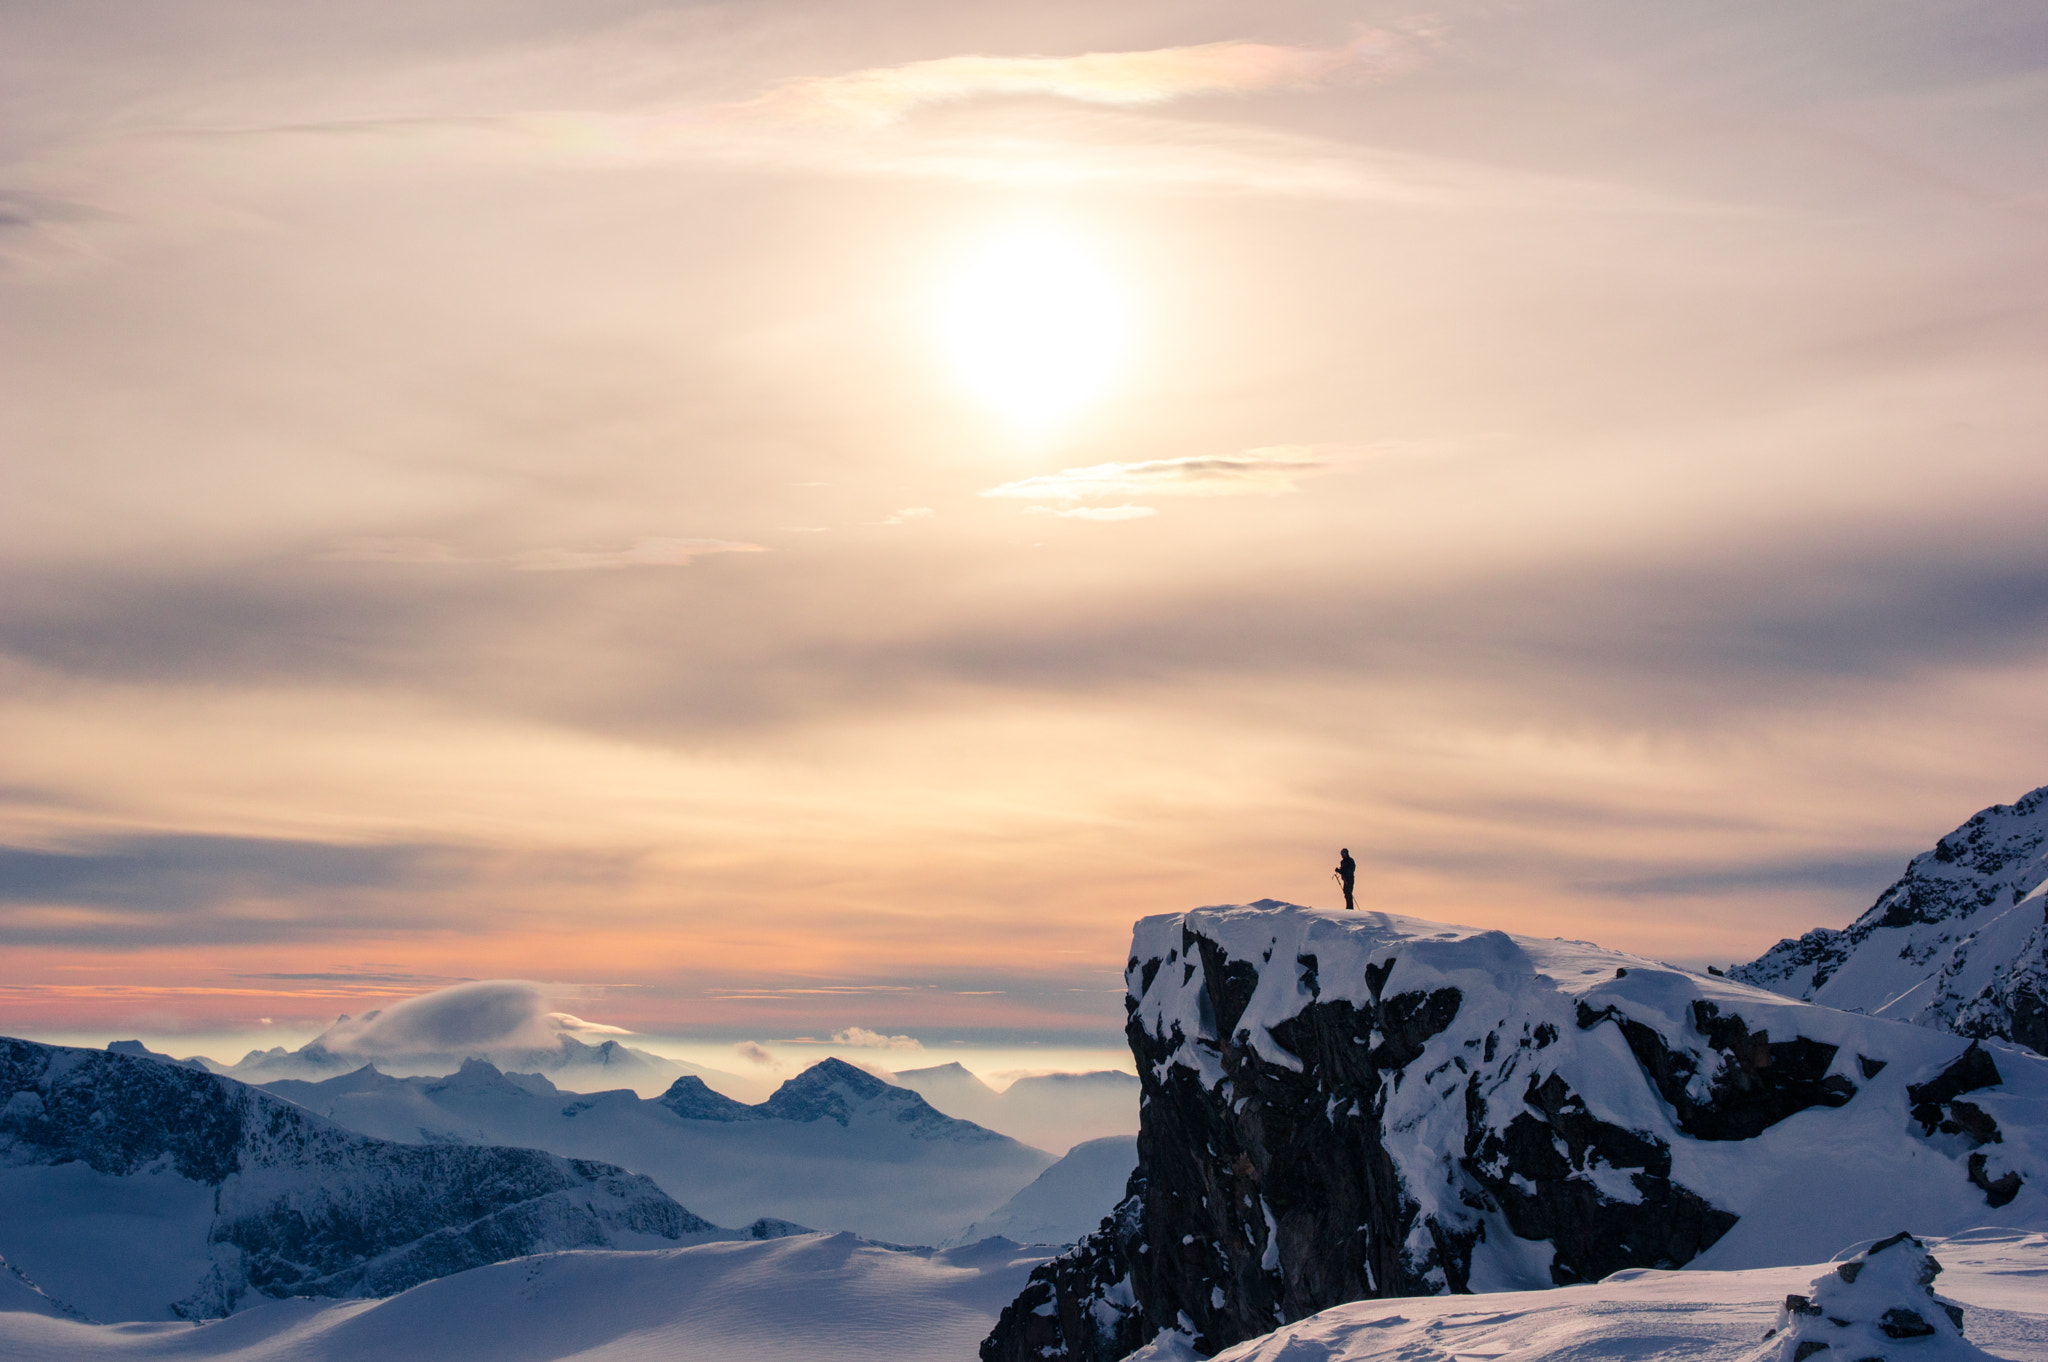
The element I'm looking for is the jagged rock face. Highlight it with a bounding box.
[1733,785,2048,1055]
[983,903,2048,1362]
[0,1037,713,1317]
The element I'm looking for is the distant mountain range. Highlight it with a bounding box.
[890,1063,1138,1153]
[1733,784,2048,1054]
[0,1037,764,1321]
[127,980,759,1098]
[260,1055,1054,1246]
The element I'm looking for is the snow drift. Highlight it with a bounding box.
[983,902,2048,1362]
[0,1231,1058,1362]
[1194,1229,2048,1362]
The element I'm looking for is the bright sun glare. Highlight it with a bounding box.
[942,227,1127,428]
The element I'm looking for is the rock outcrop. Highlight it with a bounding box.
[0,1036,719,1318]
[1751,1232,1984,1362]
[983,903,2048,1362]
[1733,784,2048,1055]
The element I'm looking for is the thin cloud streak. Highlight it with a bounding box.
[737,34,1417,127]
[323,538,766,570]
[984,447,1348,502]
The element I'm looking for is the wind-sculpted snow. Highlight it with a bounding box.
[1186,1229,2048,1362]
[1734,784,2048,1055]
[0,1038,720,1320]
[0,1232,1060,1362]
[984,902,2048,1362]
[260,1054,1052,1245]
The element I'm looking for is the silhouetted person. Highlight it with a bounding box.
[1335,848,1356,911]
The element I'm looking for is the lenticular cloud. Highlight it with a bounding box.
[314,980,629,1065]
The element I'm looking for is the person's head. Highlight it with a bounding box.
[1341,847,1350,856]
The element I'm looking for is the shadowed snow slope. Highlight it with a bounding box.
[0,1233,1055,1362]
[261,1056,1053,1246]
[947,1136,1137,1247]
[0,1038,721,1322]
[985,903,2048,1362]
[1199,1230,2048,1362]
[1734,784,2048,1055]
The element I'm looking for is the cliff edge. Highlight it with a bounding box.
[983,902,2048,1362]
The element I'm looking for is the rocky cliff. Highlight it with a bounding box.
[1732,784,2048,1055]
[982,903,2048,1362]
[0,1037,717,1318]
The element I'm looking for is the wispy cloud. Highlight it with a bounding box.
[322,537,766,570]
[829,1026,923,1050]
[1025,504,1158,521]
[984,445,1349,504]
[513,538,766,571]
[873,507,935,526]
[739,34,1414,128]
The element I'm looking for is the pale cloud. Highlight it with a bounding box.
[546,1010,632,1036]
[734,1040,779,1066]
[739,34,1414,128]
[830,1026,923,1050]
[1025,504,1158,521]
[875,507,935,526]
[514,538,767,571]
[984,446,1349,503]
[321,536,766,570]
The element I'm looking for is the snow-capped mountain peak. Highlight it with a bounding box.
[1733,784,2048,1053]
[761,1057,997,1139]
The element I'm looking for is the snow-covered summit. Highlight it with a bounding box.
[1733,784,2048,1054]
[761,1057,1003,1138]
[986,901,2048,1362]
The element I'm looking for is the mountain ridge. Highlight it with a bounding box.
[256,1052,1052,1244]
[1732,784,2048,1054]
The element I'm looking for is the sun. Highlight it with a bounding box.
[941,226,1128,429]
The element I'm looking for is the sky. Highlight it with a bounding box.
[3,0,2048,1058]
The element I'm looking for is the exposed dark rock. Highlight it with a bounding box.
[1576,999,1853,1140]
[1760,1231,1970,1362]
[1966,1152,2023,1208]
[1907,1044,2003,1107]
[980,1191,1148,1362]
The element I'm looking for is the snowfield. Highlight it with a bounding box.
[1201,1230,2048,1362]
[0,1233,1055,1362]
[0,1231,2039,1362]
